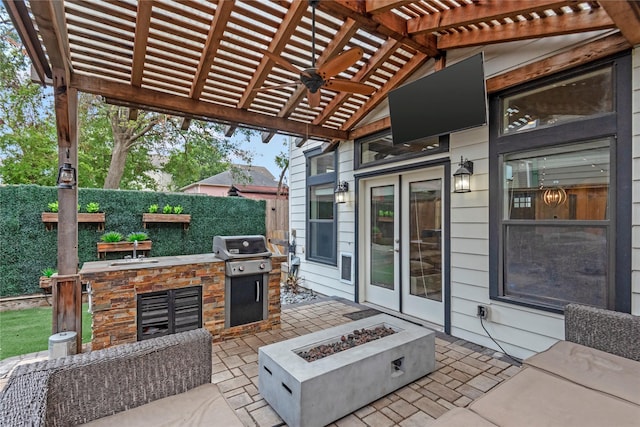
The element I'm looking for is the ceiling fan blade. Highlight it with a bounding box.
[262,50,302,75]
[324,78,375,95]
[253,82,300,92]
[307,89,321,108]
[318,47,364,79]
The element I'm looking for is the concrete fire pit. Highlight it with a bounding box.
[258,314,435,427]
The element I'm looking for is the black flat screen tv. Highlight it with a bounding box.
[388,52,487,145]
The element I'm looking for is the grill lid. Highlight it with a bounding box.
[213,235,272,260]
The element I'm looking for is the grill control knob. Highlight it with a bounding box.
[238,265,245,272]
[259,262,266,270]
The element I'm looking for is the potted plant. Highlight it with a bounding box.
[142,204,191,230]
[97,231,152,258]
[39,267,57,292]
[372,226,383,243]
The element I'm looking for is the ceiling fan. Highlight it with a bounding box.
[257,0,375,108]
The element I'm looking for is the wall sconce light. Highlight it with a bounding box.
[453,156,474,193]
[335,180,349,204]
[56,162,77,189]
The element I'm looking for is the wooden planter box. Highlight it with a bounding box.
[142,213,191,230]
[39,275,55,292]
[42,212,106,231]
[97,240,152,259]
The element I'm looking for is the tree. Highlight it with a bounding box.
[78,93,162,190]
[103,106,162,189]
[0,11,57,185]
[163,122,253,190]
[1,8,254,190]
[275,150,289,199]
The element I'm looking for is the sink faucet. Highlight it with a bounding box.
[133,240,138,259]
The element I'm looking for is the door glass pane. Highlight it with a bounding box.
[408,180,442,301]
[370,186,394,290]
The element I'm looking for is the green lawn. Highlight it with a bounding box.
[0,303,91,360]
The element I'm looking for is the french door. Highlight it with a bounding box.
[362,167,444,325]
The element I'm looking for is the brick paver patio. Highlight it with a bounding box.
[0,296,521,426]
[213,297,521,426]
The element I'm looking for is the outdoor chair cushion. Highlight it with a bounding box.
[81,383,243,427]
[524,340,640,405]
[469,367,640,427]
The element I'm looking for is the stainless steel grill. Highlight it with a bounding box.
[213,235,273,328]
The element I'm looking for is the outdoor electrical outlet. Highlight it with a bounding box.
[477,305,488,319]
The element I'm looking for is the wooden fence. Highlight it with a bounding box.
[265,198,289,255]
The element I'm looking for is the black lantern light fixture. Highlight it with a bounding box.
[334,180,349,204]
[453,156,474,193]
[56,162,77,189]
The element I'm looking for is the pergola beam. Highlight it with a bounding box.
[318,0,439,57]
[179,0,235,130]
[365,0,414,15]
[408,1,577,35]
[71,74,348,140]
[3,0,52,83]
[128,0,153,122]
[238,1,307,109]
[599,0,640,45]
[437,8,615,50]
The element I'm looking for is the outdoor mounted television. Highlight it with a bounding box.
[389,52,487,145]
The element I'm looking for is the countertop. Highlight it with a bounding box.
[79,253,224,274]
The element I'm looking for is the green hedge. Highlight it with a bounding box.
[0,185,266,297]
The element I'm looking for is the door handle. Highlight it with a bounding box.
[256,281,260,302]
[394,248,399,252]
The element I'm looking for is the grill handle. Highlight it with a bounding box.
[256,281,260,302]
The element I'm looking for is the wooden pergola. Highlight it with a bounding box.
[5,0,639,351]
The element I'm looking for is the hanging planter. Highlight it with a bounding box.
[42,201,105,231]
[142,205,190,230]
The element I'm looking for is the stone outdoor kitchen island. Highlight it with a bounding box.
[259,314,436,427]
[80,253,284,349]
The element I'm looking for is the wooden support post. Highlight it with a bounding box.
[53,68,81,353]
[52,275,82,353]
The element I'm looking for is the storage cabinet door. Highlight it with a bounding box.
[230,275,264,327]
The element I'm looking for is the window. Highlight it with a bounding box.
[502,67,613,135]
[502,140,611,308]
[355,130,449,169]
[489,54,631,313]
[306,149,337,264]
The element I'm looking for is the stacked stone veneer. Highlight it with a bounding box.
[81,256,283,350]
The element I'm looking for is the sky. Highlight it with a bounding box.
[233,132,290,183]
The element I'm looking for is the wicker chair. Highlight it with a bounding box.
[564,303,640,361]
[0,329,213,426]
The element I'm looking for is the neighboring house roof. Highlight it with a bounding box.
[181,164,280,191]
